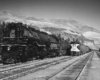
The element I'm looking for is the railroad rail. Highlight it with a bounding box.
[0,52,93,80]
[48,52,93,80]
[96,51,100,58]
[13,52,92,80]
[0,56,69,69]
[0,56,73,80]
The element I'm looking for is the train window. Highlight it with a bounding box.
[3,28,10,37]
[17,27,20,31]
[24,29,33,37]
[0,30,2,36]
[29,33,33,37]
[10,30,15,38]
[24,30,29,36]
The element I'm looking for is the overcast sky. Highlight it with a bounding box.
[0,0,100,30]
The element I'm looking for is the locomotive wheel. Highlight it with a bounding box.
[6,58,15,64]
[26,46,38,60]
[38,52,44,59]
[18,47,28,63]
[1,51,20,64]
[2,56,18,64]
[1,52,10,64]
[2,57,14,64]
[38,47,47,59]
[26,48,34,60]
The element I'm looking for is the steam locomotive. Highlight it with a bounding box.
[0,22,91,64]
[0,22,70,64]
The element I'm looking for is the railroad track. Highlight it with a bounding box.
[12,52,92,80]
[0,52,92,80]
[96,51,100,58]
[0,56,73,80]
[0,56,69,69]
[48,52,93,80]
[0,59,41,69]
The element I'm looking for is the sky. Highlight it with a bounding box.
[0,0,100,30]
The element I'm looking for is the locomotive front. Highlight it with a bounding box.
[0,22,38,64]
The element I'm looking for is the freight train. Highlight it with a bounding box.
[0,22,91,64]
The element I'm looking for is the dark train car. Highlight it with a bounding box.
[29,28,60,58]
[77,44,91,54]
[27,27,48,59]
[48,35,60,57]
[59,39,71,56]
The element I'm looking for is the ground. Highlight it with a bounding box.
[86,52,100,80]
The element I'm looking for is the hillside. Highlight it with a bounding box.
[0,11,100,33]
[48,19,100,33]
[0,11,99,46]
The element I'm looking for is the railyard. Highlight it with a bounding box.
[0,0,100,80]
[0,20,96,80]
[0,51,99,80]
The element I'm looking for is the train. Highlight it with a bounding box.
[0,22,91,64]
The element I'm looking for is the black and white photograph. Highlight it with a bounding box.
[0,0,100,80]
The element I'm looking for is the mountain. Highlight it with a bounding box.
[0,11,100,48]
[0,11,99,33]
[0,11,25,19]
[48,19,100,33]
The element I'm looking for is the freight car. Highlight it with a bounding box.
[59,39,71,56]
[77,44,91,54]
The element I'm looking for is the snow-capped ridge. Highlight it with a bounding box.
[0,10,100,47]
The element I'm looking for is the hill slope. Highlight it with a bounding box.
[0,11,100,47]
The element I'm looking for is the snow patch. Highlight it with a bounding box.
[62,30,81,36]
[83,31,100,38]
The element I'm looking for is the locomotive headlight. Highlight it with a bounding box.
[7,46,11,51]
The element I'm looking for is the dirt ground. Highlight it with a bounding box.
[86,52,100,80]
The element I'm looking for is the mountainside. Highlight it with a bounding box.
[0,11,100,46]
[48,19,100,33]
[0,11,100,33]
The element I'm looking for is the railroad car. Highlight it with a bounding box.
[70,41,91,56]
[77,44,91,54]
[59,39,71,56]
[70,42,80,56]
[48,35,60,57]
